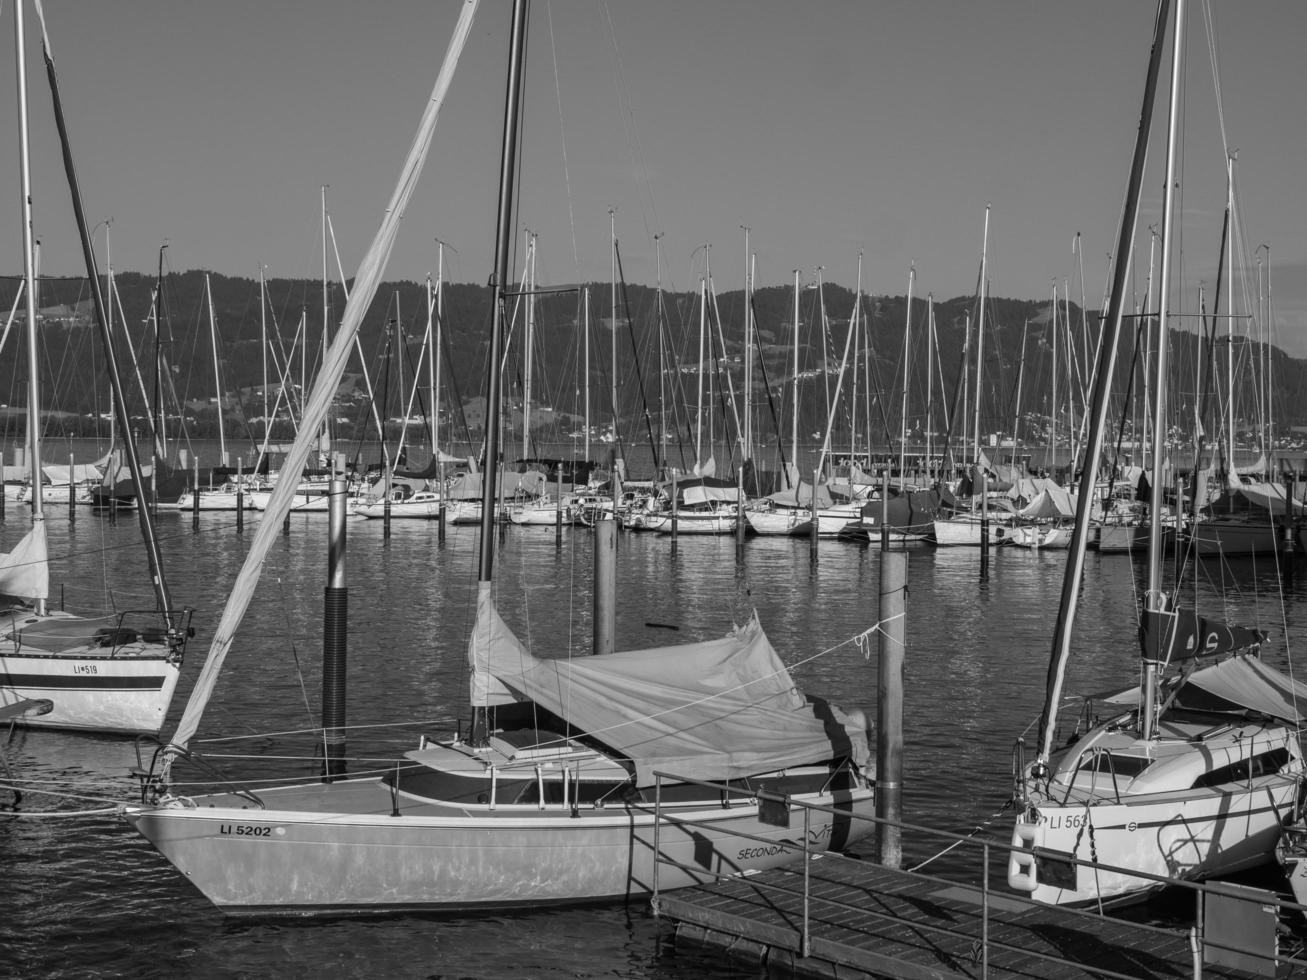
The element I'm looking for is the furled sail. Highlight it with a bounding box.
[1139,605,1266,663]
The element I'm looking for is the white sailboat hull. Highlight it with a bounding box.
[932,515,1011,546]
[648,512,738,535]
[1008,777,1297,906]
[125,779,874,913]
[175,490,264,512]
[745,508,812,536]
[355,494,445,520]
[0,649,180,734]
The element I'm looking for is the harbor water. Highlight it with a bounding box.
[2,504,1305,978]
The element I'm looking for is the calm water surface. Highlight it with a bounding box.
[3,506,1306,978]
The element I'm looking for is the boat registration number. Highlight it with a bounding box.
[219,823,272,837]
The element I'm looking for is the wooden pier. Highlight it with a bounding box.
[654,854,1301,980]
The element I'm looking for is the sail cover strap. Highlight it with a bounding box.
[165,0,481,768]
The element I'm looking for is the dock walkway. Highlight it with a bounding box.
[655,853,1301,979]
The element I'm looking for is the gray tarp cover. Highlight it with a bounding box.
[467,584,871,784]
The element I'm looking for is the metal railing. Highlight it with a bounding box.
[649,770,1307,979]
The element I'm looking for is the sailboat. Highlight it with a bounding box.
[0,0,192,734]
[124,0,875,914]
[1007,0,1304,908]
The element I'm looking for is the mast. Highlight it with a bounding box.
[1011,319,1028,467]
[608,208,618,481]
[790,269,800,488]
[522,230,536,460]
[1140,0,1185,743]
[1035,0,1172,764]
[971,204,990,466]
[926,295,935,479]
[321,184,332,461]
[205,274,227,466]
[583,285,590,465]
[433,244,445,489]
[654,234,666,473]
[694,276,706,470]
[153,243,168,464]
[33,0,179,622]
[741,224,752,464]
[1050,281,1059,471]
[898,263,915,487]
[14,0,45,613]
[1225,154,1234,476]
[260,266,269,450]
[477,0,528,585]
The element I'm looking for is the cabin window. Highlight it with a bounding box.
[1192,747,1291,789]
[1076,754,1152,777]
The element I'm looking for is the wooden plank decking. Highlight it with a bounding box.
[655,856,1300,980]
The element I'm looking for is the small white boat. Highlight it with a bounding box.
[174,484,267,512]
[932,512,1012,546]
[354,489,445,520]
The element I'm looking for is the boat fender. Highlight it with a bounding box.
[1007,818,1041,891]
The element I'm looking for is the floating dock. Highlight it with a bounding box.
[654,853,1300,979]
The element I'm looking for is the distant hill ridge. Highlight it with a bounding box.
[0,270,1301,453]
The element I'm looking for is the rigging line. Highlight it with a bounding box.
[2,805,120,819]
[0,782,138,809]
[544,2,579,275]
[907,796,1016,873]
[599,0,661,244]
[1199,0,1229,157]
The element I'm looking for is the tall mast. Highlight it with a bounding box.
[1011,319,1028,465]
[522,230,536,460]
[608,208,618,467]
[1225,154,1235,474]
[260,265,269,449]
[433,241,445,460]
[14,0,45,613]
[790,269,800,485]
[1050,281,1059,470]
[477,0,529,585]
[926,295,935,478]
[655,234,666,473]
[34,0,180,622]
[321,185,331,459]
[154,243,169,463]
[1036,0,1173,764]
[971,204,990,465]
[205,274,227,466]
[1141,0,1185,743]
[695,276,706,469]
[898,262,915,486]
[583,285,590,465]
[741,224,752,463]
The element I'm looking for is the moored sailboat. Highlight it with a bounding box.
[123,0,875,914]
[0,0,192,734]
[1007,0,1304,908]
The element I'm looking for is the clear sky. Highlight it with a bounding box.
[5,1,1307,350]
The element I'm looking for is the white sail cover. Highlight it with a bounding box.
[0,522,48,600]
[466,585,870,784]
